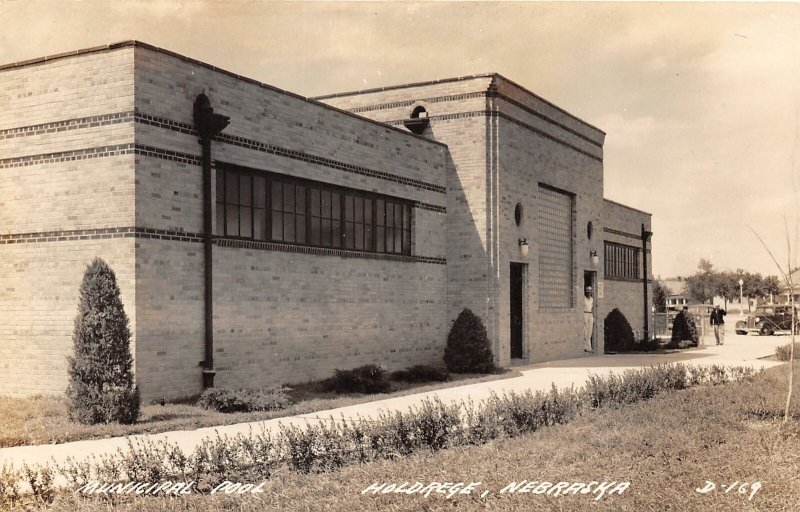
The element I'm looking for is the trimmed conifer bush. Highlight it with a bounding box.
[444,308,495,373]
[671,310,699,346]
[66,258,140,424]
[604,308,636,352]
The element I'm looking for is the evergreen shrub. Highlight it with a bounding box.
[443,308,495,373]
[671,310,699,346]
[604,308,636,352]
[66,258,140,424]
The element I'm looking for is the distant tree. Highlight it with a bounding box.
[763,275,783,301]
[67,258,140,425]
[652,278,668,313]
[685,258,717,304]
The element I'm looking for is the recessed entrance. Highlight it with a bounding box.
[584,270,597,352]
[510,263,526,359]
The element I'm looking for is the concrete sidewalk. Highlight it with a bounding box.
[0,327,789,475]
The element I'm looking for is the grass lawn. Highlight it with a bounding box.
[35,364,800,511]
[0,370,516,448]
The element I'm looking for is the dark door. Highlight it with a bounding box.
[510,263,525,359]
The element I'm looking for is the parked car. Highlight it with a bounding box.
[735,305,800,336]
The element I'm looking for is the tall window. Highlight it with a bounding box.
[214,165,413,256]
[604,242,641,279]
[538,184,575,309]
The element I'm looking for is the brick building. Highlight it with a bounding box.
[0,42,652,400]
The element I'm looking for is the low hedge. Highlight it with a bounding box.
[0,363,761,508]
[197,387,290,413]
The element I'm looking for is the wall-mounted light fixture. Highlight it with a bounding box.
[519,238,529,257]
[590,250,599,268]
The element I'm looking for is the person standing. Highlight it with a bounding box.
[584,286,594,352]
[710,305,727,345]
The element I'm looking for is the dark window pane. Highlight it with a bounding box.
[226,205,239,236]
[321,218,331,247]
[240,207,252,238]
[296,186,306,213]
[283,184,294,213]
[403,204,410,230]
[321,190,331,218]
[310,189,321,217]
[226,173,239,204]
[355,224,364,250]
[376,226,385,253]
[364,199,372,225]
[271,182,282,211]
[240,174,252,206]
[394,227,402,254]
[403,228,411,255]
[215,203,224,236]
[272,212,283,240]
[386,203,394,229]
[254,176,266,208]
[216,170,224,203]
[296,214,306,243]
[345,195,354,222]
[386,227,394,252]
[310,217,321,245]
[376,199,385,226]
[354,197,363,223]
[332,221,341,248]
[394,203,402,230]
[365,223,373,251]
[332,192,341,220]
[254,208,267,240]
[345,222,355,249]
[284,214,295,242]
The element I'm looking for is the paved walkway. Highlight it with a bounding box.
[0,325,789,477]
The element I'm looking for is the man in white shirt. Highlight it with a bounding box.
[584,286,594,352]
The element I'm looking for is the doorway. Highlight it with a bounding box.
[583,271,597,351]
[510,263,526,359]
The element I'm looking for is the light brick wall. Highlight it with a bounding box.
[213,250,446,389]
[496,99,604,364]
[0,240,136,397]
[131,45,448,399]
[600,200,653,344]
[0,48,137,397]
[321,78,498,354]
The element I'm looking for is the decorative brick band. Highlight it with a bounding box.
[414,202,446,214]
[213,238,446,264]
[1,110,447,194]
[0,227,204,245]
[387,111,602,162]
[0,112,134,141]
[0,227,447,265]
[214,132,446,194]
[347,92,487,114]
[339,90,602,149]
[603,227,645,240]
[0,143,136,168]
[131,111,447,194]
[0,143,202,169]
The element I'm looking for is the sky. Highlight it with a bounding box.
[1,0,798,279]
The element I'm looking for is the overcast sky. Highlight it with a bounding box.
[1,1,798,279]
